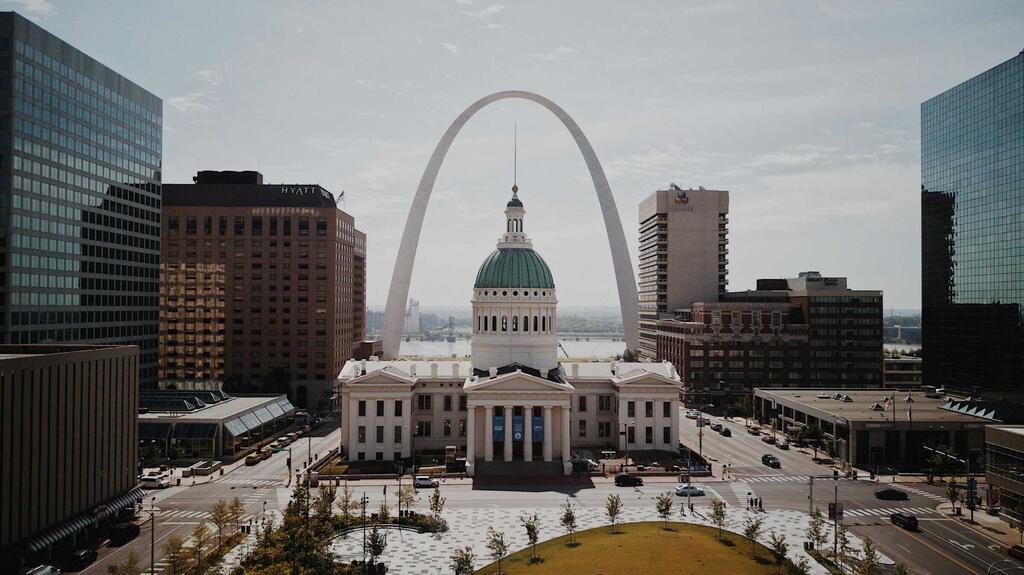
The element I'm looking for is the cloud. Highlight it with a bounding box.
[194,69,222,85]
[441,43,459,54]
[354,78,389,91]
[3,0,53,18]
[463,3,503,18]
[744,144,839,170]
[166,92,212,114]
[486,23,502,30]
[530,46,577,62]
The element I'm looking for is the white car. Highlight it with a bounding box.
[140,476,170,489]
[413,475,439,489]
[685,409,701,419]
[675,484,705,497]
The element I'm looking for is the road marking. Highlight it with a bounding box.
[901,528,982,575]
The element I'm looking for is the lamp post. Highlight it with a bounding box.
[149,496,156,574]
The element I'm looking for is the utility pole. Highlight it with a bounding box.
[833,482,839,558]
[808,476,814,516]
[361,493,368,565]
[150,496,156,575]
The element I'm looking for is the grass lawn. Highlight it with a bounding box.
[475,521,783,575]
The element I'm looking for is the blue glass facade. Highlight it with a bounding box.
[921,51,1024,396]
[0,13,162,385]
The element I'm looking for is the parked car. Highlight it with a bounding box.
[277,436,292,446]
[874,488,909,501]
[26,566,61,575]
[413,475,438,489]
[761,435,777,444]
[65,549,98,571]
[259,446,273,460]
[761,454,781,468]
[675,484,705,497]
[710,422,723,432]
[615,474,644,487]
[776,440,789,450]
[268,441,283,453]
[108,522,140,545]
[140,476,170,489]
[747,426,761,435]
[718,427,732,437]
[890,512,918,530]
[245,454,260,466]
[685,409,701,419]
[1008,544,1024,561]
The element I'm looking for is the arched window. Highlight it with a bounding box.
[492,315,497,331]
[477,316,481,332]
[542,316,546,332]
[507,219,511,232]
[501,316,508,332]
[512,316,518,331]
[523,315,529,332]
[533,316,538,332]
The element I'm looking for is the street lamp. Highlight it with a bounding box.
[149,496,157,574]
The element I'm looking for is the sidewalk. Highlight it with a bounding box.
[936,502,1019,549]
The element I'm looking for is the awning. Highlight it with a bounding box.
[97,487,145,521]
[26,512,96,554]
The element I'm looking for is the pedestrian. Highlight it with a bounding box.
[689,502,694,513]
[758,497,763,511]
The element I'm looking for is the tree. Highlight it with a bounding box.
[520,512,541,562]
[229,497,245,533]
[800,425,824,459]
[743,514,764,558]
[313,483,336,527]
[892,564,910,575]
[622,348,638,362]
[449,546,476,575]
[835,523,853,571]
[486,527,510,575]
[733,394,753,420]
[806,508,827,551]
[398,484,418,514]
[209,499,231,547]
[161,535,187,575]
[769,530,788,575]
[605,494,623,534]
[945,478,960,511]
[190,520,212,572]
[857,536,880,575]
[337,481,358,524]
[379,499,390,522]
[429,484,447,520]
[367,523,388,567]
[709,498,728,540]
[656,492,674,526]
[789,556,811,575]
[114,551,140,575]
[560,499,578,545]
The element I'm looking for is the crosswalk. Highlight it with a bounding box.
[161,509,210,520]
[740,475,809,483]
[899,485,947,502]
[218,478,281,487]
[843,506,937,518]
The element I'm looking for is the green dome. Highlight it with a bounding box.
[474,248,554,289]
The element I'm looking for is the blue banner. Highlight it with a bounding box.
[532,416,544,443]
[512,416,525,441]
[492,415,504,442]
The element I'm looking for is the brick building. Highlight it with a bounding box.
[160,171,365,410]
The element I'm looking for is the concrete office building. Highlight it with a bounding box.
[638,186,729,360]
[922,51,1024,398]
[883,356,923,388]
[0,13,163,386]
[754,387,988,470]
[404,298,421,334]
[160,171,365,411]
[0,345,141,566]
[340,189,682,476]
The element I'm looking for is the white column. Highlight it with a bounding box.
[349,396,360,459]
[466,406,476,465]
[402,397,412,458]
[484,406,494,462]
[669,400,680,452]
[504,405,514,462]
[617,398,628,451]
[523,405,533,462]
[561,405,571,462]
[543,406,553,462]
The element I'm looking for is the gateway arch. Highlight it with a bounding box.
[382,90,639,359]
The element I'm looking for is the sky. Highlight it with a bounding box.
[10,0,1023,311]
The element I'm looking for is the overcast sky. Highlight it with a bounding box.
[12,0,1024,311]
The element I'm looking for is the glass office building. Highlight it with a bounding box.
[921,51,1023,397]
[0,13,162,385]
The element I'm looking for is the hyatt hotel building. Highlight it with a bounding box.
[161,171,365,410]
[0,13,162,385]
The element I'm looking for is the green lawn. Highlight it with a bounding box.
[475,522,784,575]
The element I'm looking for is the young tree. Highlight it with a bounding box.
[520,512,541,562]
[857,536,880,575]
[229,496,245,534]
[190,520,212,572]
[709,498,728,540]
[806,508,827,551]
[769,530,788,575]
[743,514,764,558]
[560,499,578,545]
[892,564,910,575]
[367,523,388,567]
[656,492,674,526]
[337,480,358,524]
[398,484,418,513]
[161,535,187,575]
[486,527,510,575]
[379,499,391,522]
[835,523,853,571]
[449,546,476,575]
[209,499,231,547]
[115,551,141,575]
[605,494,623,534]
[789,556,812,575]
[945,478,960,511]
[429,484,446,519]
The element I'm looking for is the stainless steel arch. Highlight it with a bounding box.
[382,90,639,358]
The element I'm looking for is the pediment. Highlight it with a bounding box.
[348,367,416,386]
[464,370,573,394]
[614,369,682,389]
